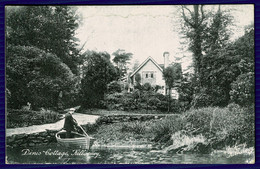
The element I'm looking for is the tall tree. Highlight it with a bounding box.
[181,5,206,83]
[6,6,81,109]
[181,5,237,107]
[80,51,118,108]
[6,6,81,74]
[202,5,233,53]
[112,49,133,78]
[132,60,140,71]
[163,63,182,112]
[6,45,75,109]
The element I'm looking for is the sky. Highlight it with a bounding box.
[75,5,254,71]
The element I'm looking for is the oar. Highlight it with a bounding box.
[73,116,89,137]
[78,125,89,137]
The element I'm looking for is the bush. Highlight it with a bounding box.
[230,72,254,107]
[121,121,150,134]
[152,105,254,148]
[191,88,213,108]
[184,107,214,134]
[7,109,59,128]
[150,115,184,142]
[107,81,122,94]
[143,83,152,91]
[104,88,185,113]
[184,105,254,147]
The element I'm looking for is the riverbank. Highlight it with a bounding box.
[6,105,254,164]
[80,105,254,163]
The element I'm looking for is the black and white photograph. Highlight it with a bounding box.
[5,5,255,164]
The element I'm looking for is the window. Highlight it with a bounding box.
[146,74,148,78]
[151,73,153,78]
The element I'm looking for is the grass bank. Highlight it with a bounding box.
[151,104,255,153]
[82,104,254,154]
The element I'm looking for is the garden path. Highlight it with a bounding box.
[6,113,99,137]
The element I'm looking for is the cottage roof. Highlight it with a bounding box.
[130,56,163,77]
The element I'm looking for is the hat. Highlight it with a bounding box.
[69,108,76,112]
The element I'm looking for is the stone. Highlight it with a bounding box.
[167,145,188,154]
[39,132,48,137]
[16,139,24,145]
[12,144,18,148]
[15,134,27,140]
[37,137,45,140]
[28,135,36,139]
[31,140,41,143]
[6,136,15,143]
[20,143,27,147]
[43,139,49,143]
[29,143,35,147]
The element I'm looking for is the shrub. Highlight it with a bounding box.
[7,109,59,128]
[230,72,254,107]
[184,105,254,147]
[158,106,254,151]
[191,88,213,108]
[150,115,184,142]
[184,107,214,134]
[121,121,149,134]
[143,83,153,91]
[107,81,122,94]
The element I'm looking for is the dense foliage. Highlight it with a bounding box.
[6,6,81,74]
[163,63,182,111]
[180,5,254,108]
[6,6,81,110]
[80,51,118,108]
[151,104,254,148]
[7,108,59,128]
[104,83,182,113]
[6,45,76,109]
[112,49,133,78]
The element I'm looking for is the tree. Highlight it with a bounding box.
[6,6,81,74]
[132,60,140,71]
[197,24,254,107]
[112,49,133,78]
[80,51,118,108]
[202,5,232,53]
[163,63,182,112]
[6,6,81,110]
[6,45,75,109]
[181,5,238,107]
[181,5,206,83]
[135,73,141,84]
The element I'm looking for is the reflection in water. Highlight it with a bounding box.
[6,143,253,164]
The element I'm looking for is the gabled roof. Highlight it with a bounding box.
[130,56,163,77]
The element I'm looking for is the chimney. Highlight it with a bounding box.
[163,52,169,68]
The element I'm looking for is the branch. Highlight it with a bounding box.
[181,5,194,27]
[199,5,205,26]
[183,5,193,16]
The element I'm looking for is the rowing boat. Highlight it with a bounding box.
[55,130,95,149]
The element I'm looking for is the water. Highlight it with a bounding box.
[6,143,253,164]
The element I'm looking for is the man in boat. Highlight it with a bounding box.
[63,108,79,138]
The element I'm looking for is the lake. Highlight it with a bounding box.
[6,143,253,164]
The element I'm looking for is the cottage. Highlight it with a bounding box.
[130,52,179,99]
